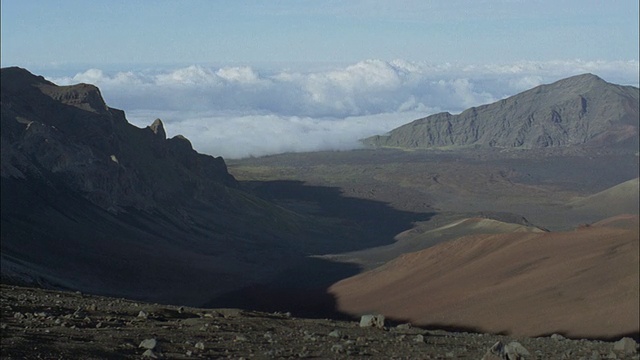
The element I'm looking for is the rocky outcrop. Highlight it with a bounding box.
[363,74,639,150]
[1,66,235,212]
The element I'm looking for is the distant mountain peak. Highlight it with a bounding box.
[364,74,639,151]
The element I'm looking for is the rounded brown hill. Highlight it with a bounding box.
[329,215,640,339]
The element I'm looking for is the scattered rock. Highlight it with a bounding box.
[139,338,157,350]
[396,323,412,330]
[613,337,638,354]
[551,333,566,341]
[137,311,148,319]
[482,341,531,360]
[482,341,505,360]
[141,349,157,358]
[1,284,634,360]
[505,341,531,359]
[359,314,385,329]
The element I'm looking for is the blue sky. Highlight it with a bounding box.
[2,0,638,67]
[1,1,639,158]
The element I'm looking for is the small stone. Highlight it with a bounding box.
[13,312,24,319]
[139,338,157,350]
[590,350,602,360]
[331,344,344,353]
[482,341,508,360]
[235,335,247,342]
[446,352,454,358]
[396,323,412,330]
[414,334,425,343]
[551,333,566,341]
[195,342,205,350]
[328,330,341,338]
[563,349,573,358]
[178,306,185,314]
[613,337,638,354]
[137,311,148,319]
[505,341,530,359]
[359,314,385,329]
[303,331,317,341]
[142,349,157,358]
[186,350,193,356]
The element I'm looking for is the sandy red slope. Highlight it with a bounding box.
[329,215,640,338]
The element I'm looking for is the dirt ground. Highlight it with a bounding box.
[2,285,638,359]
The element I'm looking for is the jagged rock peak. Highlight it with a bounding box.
[148,118,166,139]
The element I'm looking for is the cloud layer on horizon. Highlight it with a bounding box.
[49,59,639,159]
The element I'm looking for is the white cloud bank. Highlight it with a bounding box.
[49,59,639,159]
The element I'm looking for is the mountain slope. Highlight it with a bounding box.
[329,215,640,338]
[569,177,640,215]
[0,67,356,307]
[364,74,639,150]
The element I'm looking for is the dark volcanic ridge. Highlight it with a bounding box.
[0,67,374,309]
[363,73,639,151]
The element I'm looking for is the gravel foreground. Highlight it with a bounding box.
[1,285,638,359]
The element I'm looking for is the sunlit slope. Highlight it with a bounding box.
[321,217,546,270]
[330,215,639,338]
[364,73,639,151]
[569,177,639,215]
